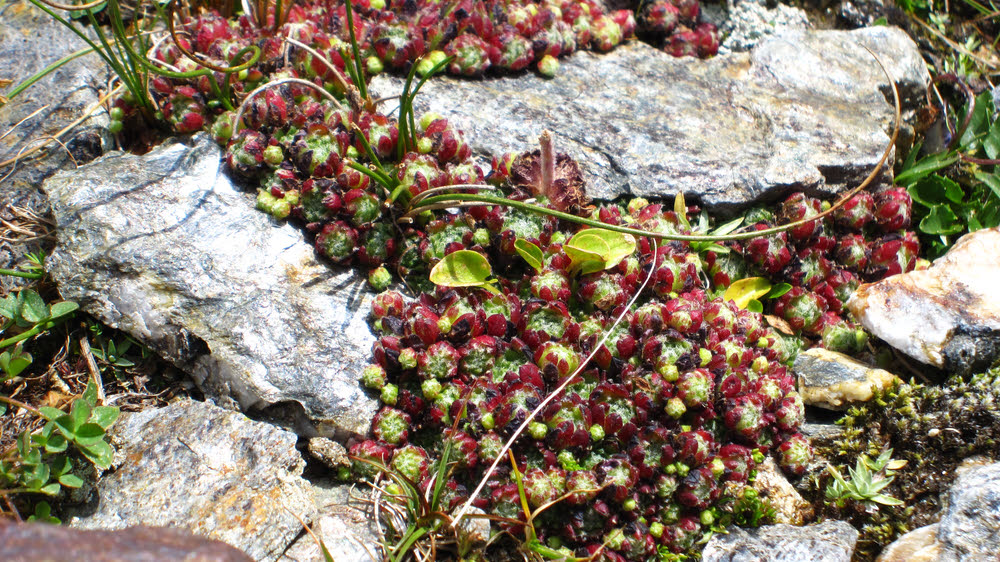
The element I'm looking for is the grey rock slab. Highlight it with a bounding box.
[702,520,859,562]
[937,462,1000,561]
[0,1,110,289]
[0,1,110,193]
[847,227,1000,375]
[43,134,378,435]
[279,482,381,562]
[67,399,315,562]
[372,27,927,213]
[794,348,900,410]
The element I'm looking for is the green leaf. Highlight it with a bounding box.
[565,228,636,275]
[91,405,120,430]
[0,349,32,378]
[872,15,888,25]
[39,482,61,496]
[712,216,744,236]
[48,301,79,320]
[73,423,107,446]
[674,193,690,229]
[895,152,960,187]
[919,204,964,235]
[27,501,60,525]
[984,121,1000,160]
[19,290,49,324]
[958,91,991,151]
[59,473,84,488]
[909,175,964,207]
[69,398,92,433]
[514,239,544,272]
[746,300,764,314]
[0,403,5,415]
[724,277,773,310]
[44,433,68,454]
[79,440,115,470]
[578,229,637,270]
[38,406,65,422]
[82,380,99,407]
[767,283,792,299]
[49,455,71,477]
[975,171,1000,201]
[429,250,492,288]
[564,234,608,276]
[0,294,21,321]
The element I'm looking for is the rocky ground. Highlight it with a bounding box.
[1,0,999,560]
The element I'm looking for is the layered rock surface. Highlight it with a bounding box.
[67,400,316,561]
[43,135,378,434]
[373,26,927,212]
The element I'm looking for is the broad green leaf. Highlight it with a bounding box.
[0,403,6,415]
[746,300,764,314]
[429,250,492,288]
[48,301,79,320]
[49,455,71,477]
[578,229,637,269]
[45,433,68,454]
[958,92,991,151]
[0,350,31,378]
[59,473,84,488]
[91,405,121,430]
[0,294,19,321]
[985,121,1000,160]
[767,283,793,299]
[69,399,92,433]
[724,277,773,310]
[895,152,960,187]
[80,440,115,470]
[74,423,107,446]
[39,482,61,496]
[27,501,60,525]
[514,239,544,272]
[919,204,963,235]
[564,234,608,276]
[39,407,65,422]
[975,171,1000,200]
[909,175,964,207]
[82,380,99,407]
[20,290,49,324]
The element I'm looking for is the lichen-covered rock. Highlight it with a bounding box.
[373,26,927,213]
[719,0,811,53]
[43,134,378,434]
[0,1,110,290]
[936,461,1000,561]
[0,520,253,561]
[66,399,316,561]
[702,520,858,561]
[794,348,900,410]
[847,227,1000,375]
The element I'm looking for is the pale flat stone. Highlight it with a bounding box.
[847,227,1000,375]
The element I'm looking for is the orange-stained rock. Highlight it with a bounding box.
[847,227,1000,375]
